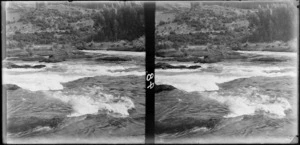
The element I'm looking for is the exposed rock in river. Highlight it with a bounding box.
[155,84,176,93]
[4,84,20,90]
[250,57,288,62]
[3,62,46,69]
[155,62,201,69]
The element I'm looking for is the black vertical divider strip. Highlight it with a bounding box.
[144,2,155,144]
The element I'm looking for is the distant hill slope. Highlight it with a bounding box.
[6,2,145,50]
[155,1,297,54]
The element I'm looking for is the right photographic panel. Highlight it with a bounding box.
[155,1,298,143]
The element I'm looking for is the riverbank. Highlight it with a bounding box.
[155,40,297,64]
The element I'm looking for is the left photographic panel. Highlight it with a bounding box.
[2,1,145,143]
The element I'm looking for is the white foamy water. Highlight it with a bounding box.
[155,62,202,73]
[47,87,135,117]
[3,60,144,91]
[156,68,201,73]
[207,90,292,118]
[156,51,297,119]
[156,74,239,92]
[33,126,52,132]
[3,73,80,91]
[156,62,296,92]
[82,50,145,57]
[237,50,297,58]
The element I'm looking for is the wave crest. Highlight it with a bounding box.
[207,88,291,118]
[46,88,135,117]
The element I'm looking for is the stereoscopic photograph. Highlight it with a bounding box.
[155,1,298,143]
[3,1,145,143]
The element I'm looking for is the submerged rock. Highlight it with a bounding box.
[7,116,64,134]
[156,117,220,134]
[155,62,201,69]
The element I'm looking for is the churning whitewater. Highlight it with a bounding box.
[4,50,145,142]
[155,51,297,142]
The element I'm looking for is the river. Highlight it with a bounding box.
[155,51,298,143]
[3,50,145,143]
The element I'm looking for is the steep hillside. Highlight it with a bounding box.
[6,2,145,51]
[155,1,298,59]
[156,3,253,46]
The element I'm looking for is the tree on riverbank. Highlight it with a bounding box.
[92,2,144,42]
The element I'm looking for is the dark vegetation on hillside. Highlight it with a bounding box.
[91,3,144,42]
[200,1,297,42]
[246,5,296,42]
